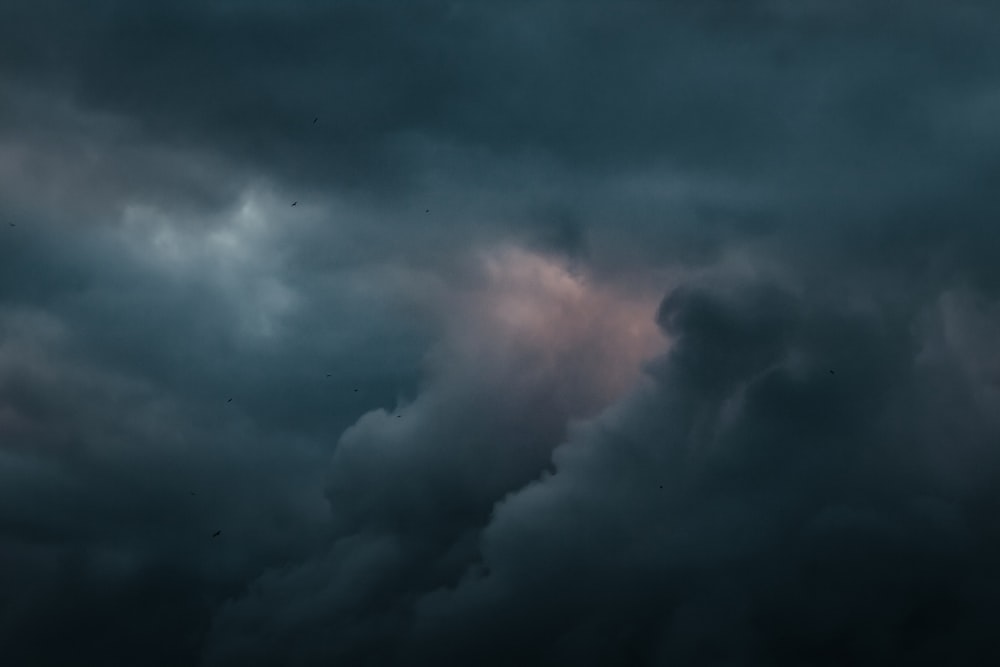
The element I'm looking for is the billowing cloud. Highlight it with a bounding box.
[4,1,1000,665]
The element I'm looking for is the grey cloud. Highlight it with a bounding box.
[5,1,997,203]
[396,279,1000,667]
[203,248,665,664]
[4,1,1000,665]
[202,270,1000,666]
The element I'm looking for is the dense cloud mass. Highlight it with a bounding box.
[4,1,1000,665]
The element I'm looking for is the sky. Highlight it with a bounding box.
[3,1,1000,665]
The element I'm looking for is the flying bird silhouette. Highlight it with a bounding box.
[313,117,318,124]
[291,201,298,207]
[212,530,221,538]
[227,398,233,403]
[829,369,835,375]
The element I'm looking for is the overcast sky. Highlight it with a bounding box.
[3,1,1000,665]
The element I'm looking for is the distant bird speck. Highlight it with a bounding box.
[313,117,318,124]
[190,492,197,496]
[397,414,402,418]
[8,223,14,227]
[425,209,429,213]
[291,201,298,207]
[227,398,233,403]
[212,530,221,538]
[353,388,359,392]
[326,373,332,377]
[829,370,835,375]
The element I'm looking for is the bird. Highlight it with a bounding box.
[425,209,429,213]
[190,492,197,496]
[396,414,402,418]
[227,397,233,403]
[353,388,359,393]
[212,530,222,538]
[829,369,835,375]
[313,117,318,124]
[8,222,14,227]
[326,373,332,377]
[291,201,298,207]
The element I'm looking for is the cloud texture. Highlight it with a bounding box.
[4,1,1000,665]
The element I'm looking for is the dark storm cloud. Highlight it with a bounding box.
[5,0,1000,268]
[4,1,1000,666]
[209,275,1000,666]
[202,247,666,666]
[413,280,999,667]
[4,0,995,213]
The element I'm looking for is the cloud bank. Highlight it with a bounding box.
[4,1,1000,665]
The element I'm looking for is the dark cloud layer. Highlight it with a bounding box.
[3,1,1000,665]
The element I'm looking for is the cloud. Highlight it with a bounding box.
[398,278,1000,667]
[202,263,1000,665]
[202,246,666,664]
[4,1,1000,665]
